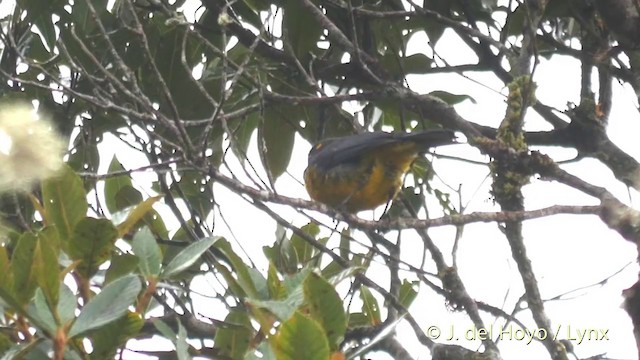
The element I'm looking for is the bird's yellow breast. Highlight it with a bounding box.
[304,148,417,212]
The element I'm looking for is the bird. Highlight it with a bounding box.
[303,129,457,213]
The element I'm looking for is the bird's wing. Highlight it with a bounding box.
[310,132,398,170]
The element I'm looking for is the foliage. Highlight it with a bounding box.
[0,0,639,359]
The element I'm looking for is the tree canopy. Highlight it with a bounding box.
[0,0,639,359]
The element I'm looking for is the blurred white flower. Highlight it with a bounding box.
[0,104,65,192]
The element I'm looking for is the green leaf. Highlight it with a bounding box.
[347,312,370,328]
[0,338,51,360]
[283,0,321,59]
[403,53,434,74]
[38,226,61,254]
[283,267,312,294]
[17,0,66,50]
[411,156,436,181]
[327,266,363,286]
[428,90,477,105]
[214,238,259,298]
[303,273,346,351]
[11,232,38,303]
[104,253,139,285]
[339,228,351,260]
[259,107,296,181]
[42,164,87,244]
[247,292,303,322]
[161,237,218,278]
[504,4,526,38]
[229,112,259,162]
[289,223,321,266]
[66,138,99,175]
[433,188,456,215]
[169,173,213,219]
[70,0,109,34]
[423,19,446,46]
[34,233,60,307]
[143,208,170,240]
[0,246,10,290]
[232,0,264,28]
[33,18,56,52]
[22,27,52,62]
[68,217,118,278]
[153,319,176,341]
[381,53,433,77]
[0,332,11,355]
[32,288,56,333]
[544,0,572,18]
[68,274,142,338]
[209,261,247,299]
[247,268,269,300]
[26,288,73,347]
[116,196,163,237]
[273,312,330,360]
[176,320,190,360]
[359,286,381,325]
[399,280,419,308]
[151,319,191,359]
[247,268,311,320]
[320,261,343,280]
[132,227,162,278]
[213,310,253,360]
[104,156,143,213]
[241,0,270,12]
[0,286,47,329]
[138,17,214,120]
[385,187,423,218]
[374,100,414,130]
[57,284,77,326]
[246,341,276,360]
[371,16,405,57]
[89,311,144,359]
[264,231,297,275]
[267,263,286,300]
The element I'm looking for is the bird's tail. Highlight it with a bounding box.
[402,129,457,150]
